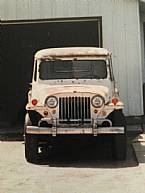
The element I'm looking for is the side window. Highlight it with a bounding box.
[34,61,37,81]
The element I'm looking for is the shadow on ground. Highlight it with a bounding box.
[32,136,138,169]
[0,133,23,141]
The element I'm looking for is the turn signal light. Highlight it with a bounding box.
[32,99,38,106]
[112,98,119,105]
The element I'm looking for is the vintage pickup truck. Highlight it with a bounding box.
[24,47,126,163]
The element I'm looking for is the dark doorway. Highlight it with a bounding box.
[1,17,102,126]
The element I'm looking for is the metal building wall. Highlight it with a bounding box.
[0,0,143,116]
[139,2,145,114]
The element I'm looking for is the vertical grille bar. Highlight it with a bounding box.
[69,97,71,119]
[82,97,84,121]
[62,97,66,123]
[75,97,78,119]
[84,97,86,120]
[87,97,91,119]
[72,97,74,119]
[59,98,62,119]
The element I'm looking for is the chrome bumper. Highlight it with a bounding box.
[26,126,124,136]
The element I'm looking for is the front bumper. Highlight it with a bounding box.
[26,126,125,136]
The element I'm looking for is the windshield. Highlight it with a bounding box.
[39,60,107,80]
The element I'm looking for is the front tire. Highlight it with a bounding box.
[25,134,38,163]
[24,113,38,163]
[111,110,127,160]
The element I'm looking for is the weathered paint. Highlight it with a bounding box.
[0,0,143,116]
[35,47,109,59]
[28,46,123,127]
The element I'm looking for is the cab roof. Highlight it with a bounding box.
[35,47,110,59]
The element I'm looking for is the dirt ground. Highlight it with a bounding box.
[0,134,145,193]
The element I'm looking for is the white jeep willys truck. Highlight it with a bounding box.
[24,47,127,163]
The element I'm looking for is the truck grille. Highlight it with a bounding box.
[59,97,91,124]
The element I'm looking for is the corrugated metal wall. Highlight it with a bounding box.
[139,2,145,113]
[0,0,143,116]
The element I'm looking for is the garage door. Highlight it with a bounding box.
[0,17,102,126]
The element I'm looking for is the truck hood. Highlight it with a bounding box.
[32,83,110,104]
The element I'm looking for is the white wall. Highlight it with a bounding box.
[140,7,145,83]
[0,0,143,116]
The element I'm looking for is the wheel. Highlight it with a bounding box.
[24,113,38,163]
[25,134,38,163]
[111,110,127,160]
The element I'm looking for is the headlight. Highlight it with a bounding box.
[91,95,105,108]
[45,96,58,108]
